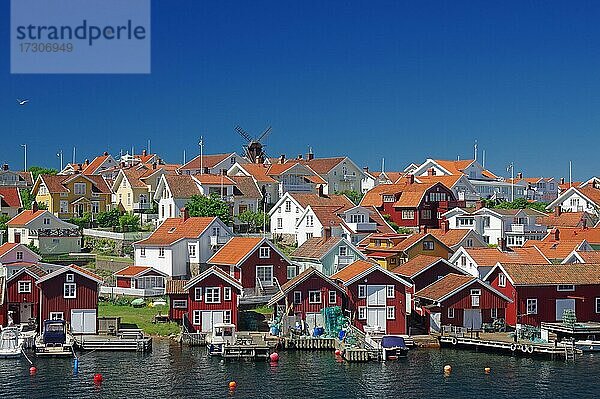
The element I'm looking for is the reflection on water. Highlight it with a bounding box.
[0,339,597,398]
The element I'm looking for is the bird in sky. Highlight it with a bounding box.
[17,99,29,106]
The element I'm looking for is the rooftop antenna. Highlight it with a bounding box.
[57,150,63,171]
[183,149,186,165]
[457,155,460,161]
[381,158,385,173]
[234,125,272,163]
[474,140,478,162]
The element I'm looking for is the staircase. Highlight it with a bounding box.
[564,341,576,361]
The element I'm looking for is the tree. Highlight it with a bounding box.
[186,194,232,225]
[96,209,124,228]
[20,189,34,210]
[0,214,10,244]
[119,213,140,232]
[28,166,58,181]
[69,212,92,229]
[25,242,41,255]
[238,210,269,232]
[336,190,363,205]
[382,213,413,234]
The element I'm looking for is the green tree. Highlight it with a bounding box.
[96,209,124,228]
[382,213,413,234]
[336,190,363,205]
[69,212,92,229]
[238,210,269,232]
[25,242,41,255]
[0,214,10,244]
[186,194,232,225]
[28,166,58,181]
[119,213,140,232]
[20,189,34,210]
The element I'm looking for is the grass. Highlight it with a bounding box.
[249,305,274,315]
[98,300,181,336]
[96,254,133,263]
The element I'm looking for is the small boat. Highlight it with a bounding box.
[575,339,600,352]
[207,323,236,356]
[381,335,409,360]
[35,320,75,357]
[0,327,23,359]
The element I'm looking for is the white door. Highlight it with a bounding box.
[201,311,224,333]
[463,309,482,330]
[71,310,97,334]
[256,265,273,287]
[556,299,576,321]
[20,303,33,322]
[305,312,324,328]
[366,308,386,332]
[430,312,441,333]
[367,285,386,306]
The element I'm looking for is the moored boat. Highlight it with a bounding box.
[0,327,23,359]
[207,323,236,356]
[381,335,409,360]
[35,320,75,357]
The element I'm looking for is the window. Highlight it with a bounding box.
[43,217,50,225]
[466,239,473,247]
[60,200,69,213]
[483,216,490,227]
[383,195,395,203]
[309,290,322,304]
[422,241,434,250]
[386,306,395,320]
[192,310,201,325]
[447,308,455,319]
[18,281,31,293]
[205,287,221,303]
[390,257,397,265]
[527,298,538,315]
[158,248,165,258]
[92,201,99,213]
[306,215,314,227]
[339,246,347,256]
[401,210,414,220]
[277,218,283,229]
[329,291,337,304]
[429,192,447,202]
[557,284,575,292]
[358,306,366,320]
[498,273,506,287]
[194,287,203,301]
[471,289,481,307]
[259,247,270,259]
[386,285,395,298]
[491,308,498,319]
[140,247,146,257]
[296,206,300,213]
[224,286,232,301]
[596,298,600,314]
[188,244,196,257]
[16,251,23,260]
[358,285,366,298]
[50,312,64,320]
[285,201,291,212]
[64,283,76,298]
[306,233,313,240]
[293,291,302,304]
[287,265,297,280]
[172,300,187,308]
[224,310,232,324]
[74,183,86,195]
[66,273,74,282]
[421,209,432,219]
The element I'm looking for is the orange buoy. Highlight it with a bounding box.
[228,381,237,390]
[29,366,37,375]
[484,367,491,374]
[269,352,279,362]
[444,365,452,373]
[93,373,103,384]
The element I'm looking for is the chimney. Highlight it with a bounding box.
[142,149,147,156]
[517,172,523,179]
[279,154,286,164]
[363,166,369,173]
[497,237,507,251]
[32,201,39,213]
[103,151,108,156]
[406,174,415,184]
[255,156,260,163]
[120,162,126,168]
[427,167,435,176]
[323,226,332,241]
[181,207,189,221]
[583,218,587,229]
[1,164,8,171]
[298,154,303,160]
[152,162,157,170]
[554,207,562,216]
[420,225,428,234]
[476,200,485,210]
[203,167,210,174]
[560,177,565,185]
[317,185,325,197]
[307,152,315,161]
[221,169,227,176]
[554,228,560,241]
[441,219,449,233]
[84,159,89,166]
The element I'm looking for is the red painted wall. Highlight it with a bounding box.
[344,269,408,334]
[39,272,99,328]
[218,245,291,290]
[116,277,131,288]
[410,261,465,291]
[6,273,40,324]
[439,281,508,327]
[169,293,187,321]
[273,275,344,317]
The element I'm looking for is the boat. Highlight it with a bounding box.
[207,323,236,356]
[574,339,600,352]
[35,320,75,357]
[381,335,409,360]
[0,327,23,359]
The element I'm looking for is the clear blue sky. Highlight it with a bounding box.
[2,1,599,180]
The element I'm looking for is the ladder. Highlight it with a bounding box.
[564,342,576,361]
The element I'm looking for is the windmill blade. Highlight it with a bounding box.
[257,126,272,142]
[234,125,254,143]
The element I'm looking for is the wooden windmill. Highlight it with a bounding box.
[234,125,272,163]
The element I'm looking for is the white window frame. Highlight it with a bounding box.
[447,308,455,319]
[172,300,188,309]
[386,285,395,298]
[74,182,86,195]
[205,287,221,303]
[287,265,297,280]
[358,306,367,320]
[224,310,232,324]
[557,284,575,292]
[293,291,302,304]
[194,287,203,301]
[259,247,271,259]
[140,247,146,257]
[192,310,201,325]
[308,290,322,304]
[329,291,337,304]
[596,298,600,314]
[66,273,74,283]
[64,283,76,299]
[491,308,498,319]
[158,248,165,258]
[188,244,197,257]
[527,298,538,315]
[224,286,232,301]
[386,306,395,320]
[498,273,506,287]
[18,280,32,293]
[50,312,64,320]
[358,284,366,298]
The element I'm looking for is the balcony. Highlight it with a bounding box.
[510,224,546,234]
[133,202,152,210]
[281,184,313,193]
[334,255,355,267]
[100,286,165,298]
[210,235,229,246]
[30,228,81,237]
[346,222,377,232]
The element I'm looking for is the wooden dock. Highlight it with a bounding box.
[74,331,152,352]
[282,337,337,350]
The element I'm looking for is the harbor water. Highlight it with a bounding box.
[1,338,598,398]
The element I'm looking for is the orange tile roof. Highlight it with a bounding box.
[136,217,217,246]
[114,266,151,277]
[300,157,345,174]
[7,210,46,226]
[464,247,549,267]
[524,240,586,260]
[573,251,600,263]
[232,176,262,199]
[0,187,22,208]
[416,174,463,188]
[38,174,111,194]
[415,273,476,301]
[360,180,445,209]
[68,264,103,282]
[180,153,233,170]
[543,227,600,245]
[166,279,188,295]
[266,162,300,176]
[433,159,497,179]
[330,259,379,282]
[559,182,582,191]
[428,228,472,248]
[164,175,201,198]
[208,237,264,265]
[392,255,445,277]
[237,164,278,183]
[291,237,343,259]
[364,206,396,234]
[537,212,590,228]
[498,263,600,285]
[290,193,354,209]
[0,243,19,257]
[193,174,236,185]
[367,251,397,259]
[360,182,412,207]
[82,155,110,175]
[576,186,600,207]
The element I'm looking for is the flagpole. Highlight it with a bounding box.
[199,136,204,175]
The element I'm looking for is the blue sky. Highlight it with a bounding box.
[1,1,600,180]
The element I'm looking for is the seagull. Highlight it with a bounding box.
[17,99,29,106]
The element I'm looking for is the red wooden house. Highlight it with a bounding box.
[36,264,103,334]
[6,264,46,325]
[415,273,511,332]
[393,255,468,292]
[484,262,600,327]
[0,278,6,326]
[361,177,463,228]
[166,266,243,332]
[208,237,295,300]
[331,260,412,335]
[267,267,346,329]
[113,265,167,296]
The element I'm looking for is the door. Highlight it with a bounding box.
[256,265,273,287]
[14,232,21,243]
[366,308,386,332]
[201,311,224,333]
[19,303,32,323]
[71,309,97,334]
[556,299,576,321]
[429,312,441,333]
[463,309,482,330]
[305,312,324,328]
[366,285,386,306]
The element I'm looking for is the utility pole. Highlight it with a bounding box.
[21,144,27,171]
[507,162,514,202]
[474,140,478,162]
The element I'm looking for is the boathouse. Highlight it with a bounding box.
[36,264,103,334]
[167,266,243,333]
[415,273,511,332]
[267,267,346,329]
[392,255,468,292]
[331,260,412,335]
[111,265,168,297]
[5,264,46,325]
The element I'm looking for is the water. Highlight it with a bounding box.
[1,339,597,398]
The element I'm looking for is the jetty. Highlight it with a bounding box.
[74,329,152,352]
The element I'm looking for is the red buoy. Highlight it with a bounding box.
[269,352,279,362]
[93,373,103,384]
[229,381,237,390]
[334,349,341,356]
[29,366,37,375]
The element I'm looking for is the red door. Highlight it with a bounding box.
[14,232,21,243]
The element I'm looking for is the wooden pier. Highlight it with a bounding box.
[281,337,337,350]
[74,330,152,352]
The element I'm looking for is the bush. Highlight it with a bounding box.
[119,213,140,231]
[97,209,123,228]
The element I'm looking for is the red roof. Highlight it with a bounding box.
[180,153,233,171]
[115,266,152,277]
[392,255,446,278]
[7,210,46,226]
[331,259,379,282]
[543,227,600,245]
[0,187,22,208]
[208,237,265,266]
[193,174,236,185]
[463,246,549,267]
[82,155,110,175]
[415,273,476,301]
[136,217,218,246]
